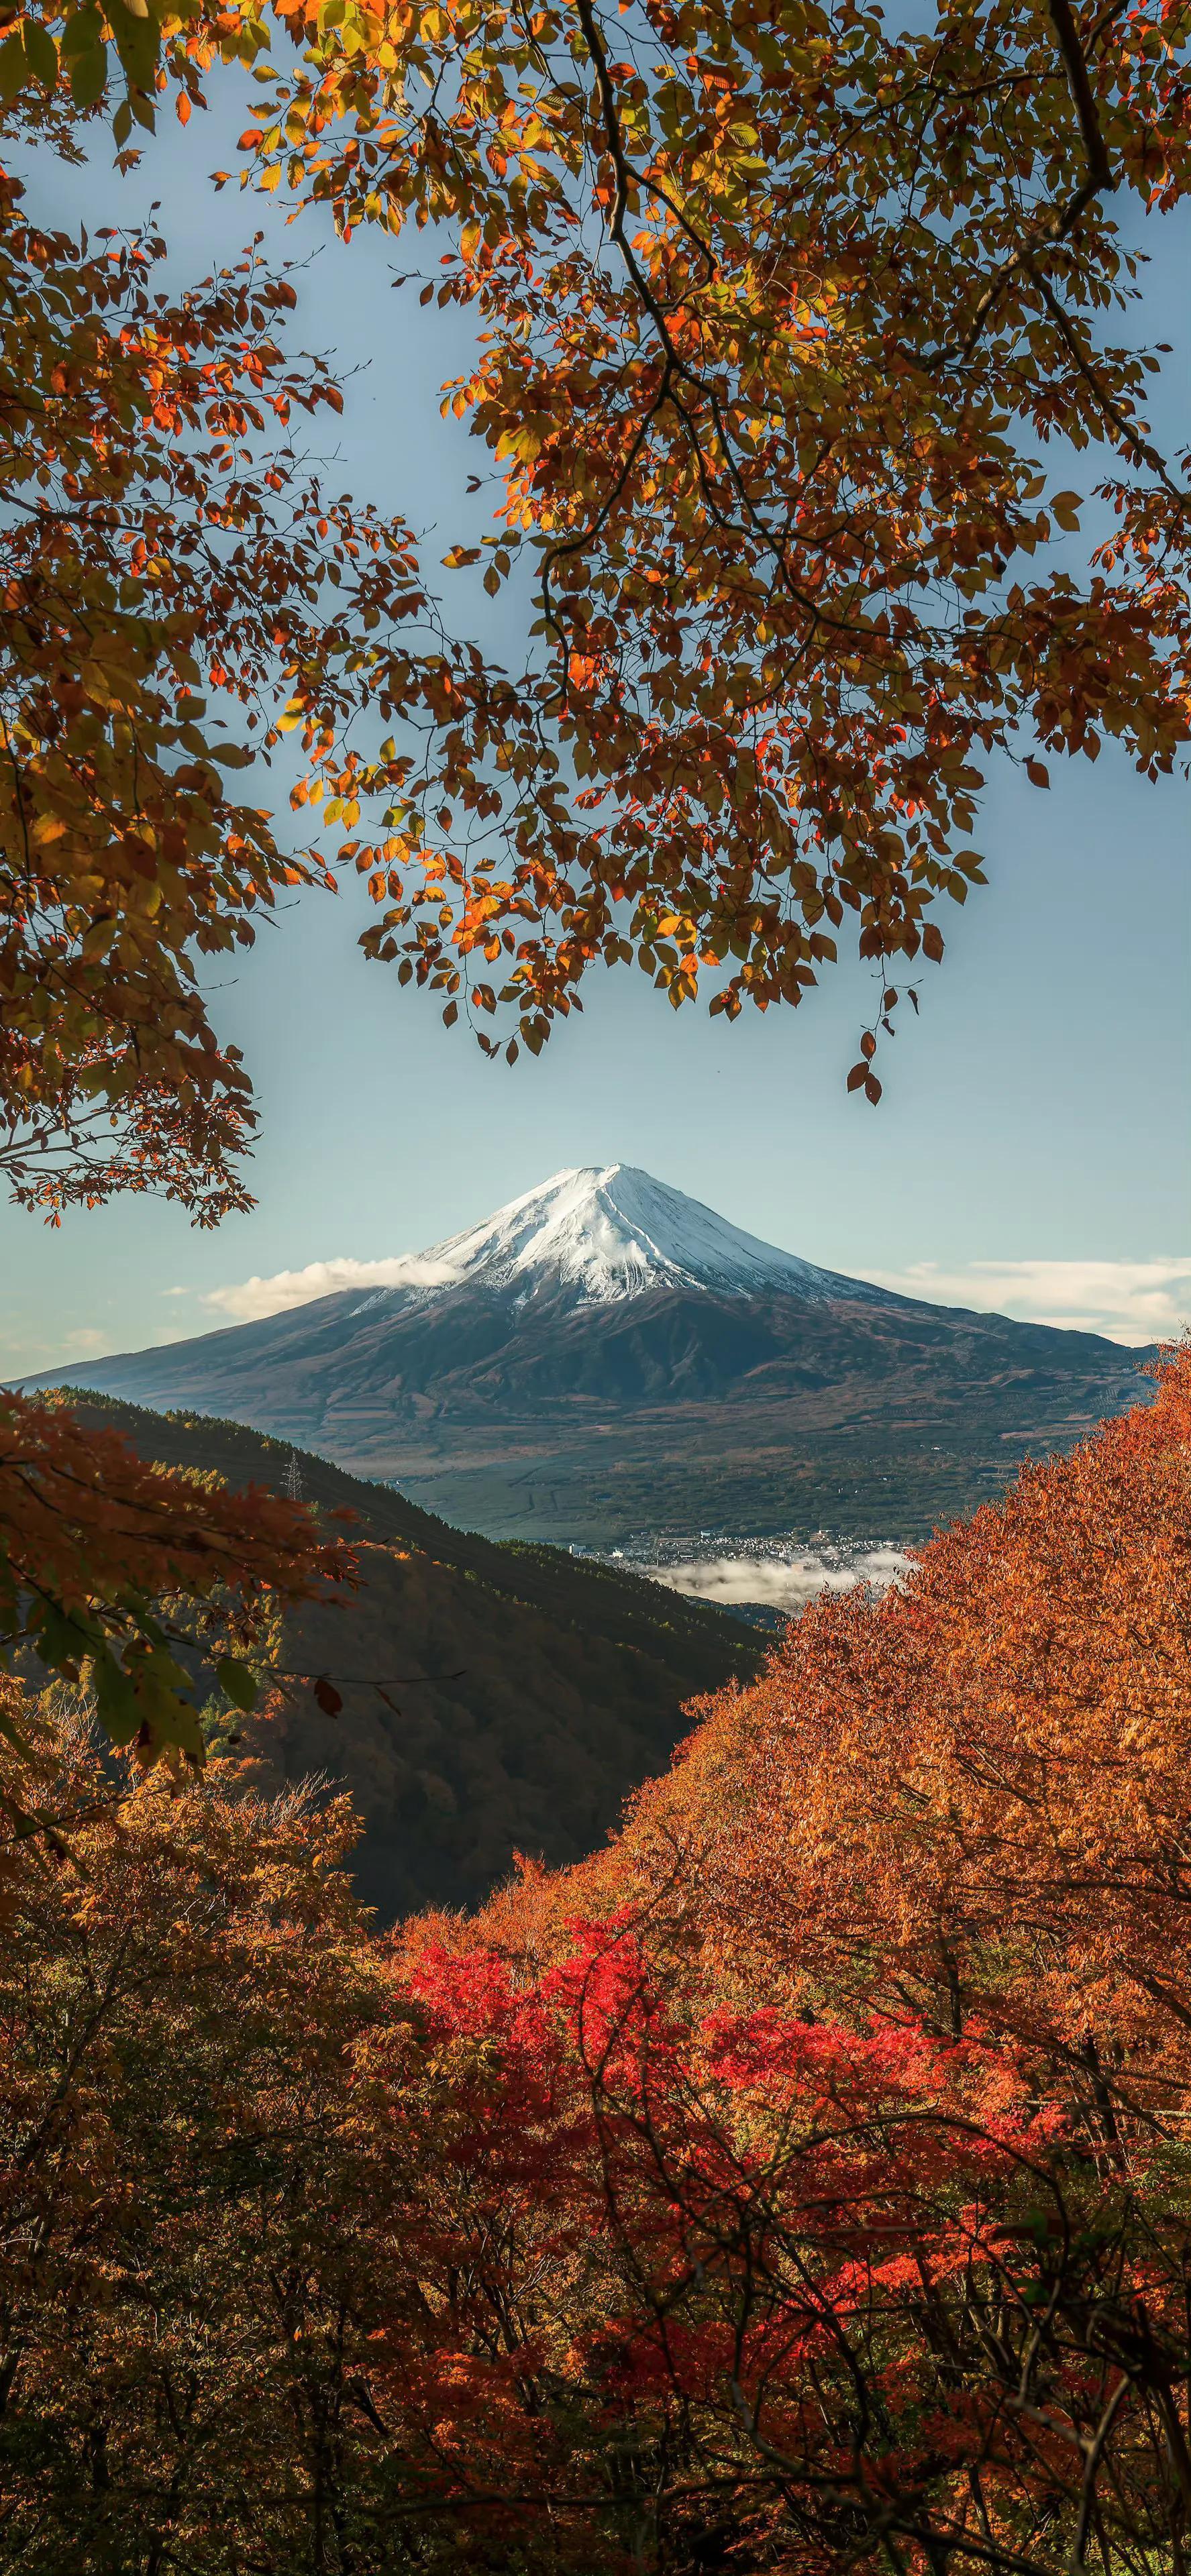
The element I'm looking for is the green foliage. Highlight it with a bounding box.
[215,1656,259,1713]
[0,1393,344,1826]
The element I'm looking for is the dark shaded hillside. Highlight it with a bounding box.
[58,1392,760,1916]
[244,1542,748,1919]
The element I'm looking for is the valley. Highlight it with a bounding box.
[589,1527,915,1627]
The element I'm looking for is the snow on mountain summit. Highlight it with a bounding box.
[355,1166,866,1311]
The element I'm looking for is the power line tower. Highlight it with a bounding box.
[282,1451,304,1505]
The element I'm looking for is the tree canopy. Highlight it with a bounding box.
[256,0,1191,1089]
[0,0,1186,1161]
[0,154,427,1222]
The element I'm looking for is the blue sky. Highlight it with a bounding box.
[3,93,1188,1375]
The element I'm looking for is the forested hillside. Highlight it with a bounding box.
[58,1392,759,1913]
[2,1356,1188,2574]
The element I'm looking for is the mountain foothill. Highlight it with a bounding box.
[48,1392,760,1921]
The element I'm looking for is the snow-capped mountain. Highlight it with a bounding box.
[24,1167,1150,1544]
[345,1165,885,1313]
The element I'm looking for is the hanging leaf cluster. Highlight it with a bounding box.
[220,0,1191,1080]
[0,152,429,1220]
[1,0,1187,1117]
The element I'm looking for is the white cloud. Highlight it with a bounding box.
[652,1548,913,1615]
[62,1327,109,1356]
[856,1258,1191,1348]
[193,1254,458,1326]
[181,1248,1191,1344]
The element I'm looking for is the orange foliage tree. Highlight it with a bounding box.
[516,1344,1191,2093]
[310,0,1191,1089]
[407,1344,1191,2574]
[0,0,1186,1091]
[0,1746,399,2554]
[146,0,1191,1081]
[0,161,430,1225]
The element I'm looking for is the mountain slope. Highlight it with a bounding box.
[26,1169,1153,1542]
[56,1394,760,1916]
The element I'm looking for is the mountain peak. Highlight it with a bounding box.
[356,1165,858,1310]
